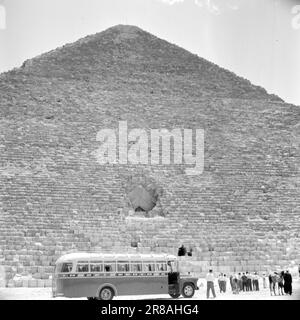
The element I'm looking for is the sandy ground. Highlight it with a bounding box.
[0,279,299,300]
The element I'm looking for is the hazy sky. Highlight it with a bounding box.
[0,0,299,105]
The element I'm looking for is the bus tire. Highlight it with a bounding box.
[169,293,180,299]
[99,286,114,300]
[182,283,195,298]
[87,297,96,300]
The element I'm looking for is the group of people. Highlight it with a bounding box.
[214,271,260,295]
[268,271,293,296]
[229,272,261,294]
[177,244,193,257]
[178,247,297,298]
[206,269,294,299]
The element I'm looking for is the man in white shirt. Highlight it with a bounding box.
[253,272,259,291]
[262,273,267,289]
[206,269,216,299]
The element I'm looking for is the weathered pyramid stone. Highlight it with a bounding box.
[0,25,299,286]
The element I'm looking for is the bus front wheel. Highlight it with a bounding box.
[99,287,114,300]
[182,283,195,298]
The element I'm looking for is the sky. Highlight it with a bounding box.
[0,0,299,105]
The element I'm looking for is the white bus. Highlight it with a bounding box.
[52,252,199,300]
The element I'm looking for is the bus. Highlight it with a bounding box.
[52,252,199,300]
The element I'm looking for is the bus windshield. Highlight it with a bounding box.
[55,262,73,273]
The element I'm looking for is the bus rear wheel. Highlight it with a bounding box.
[182,283,195,298]
[99,287,114,300]
[169,293,180,299]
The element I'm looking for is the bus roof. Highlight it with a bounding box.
[55,252,177,264]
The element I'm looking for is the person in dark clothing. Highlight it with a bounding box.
[241,273,248,291]
[283,270,292,295]
[278,271,284,295]
[222,274,227,293]
[246,272,252,291]
[229,275,234,292]
[178,244,187,256]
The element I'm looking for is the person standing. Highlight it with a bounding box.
[269,272,275,295]
[246,272,253,291]
[237,273,242,292]
[222,274,227,293]
[218,273,223,293]
[230,274,236,294]
[252,273,256,291]
[234,273,240,294]
[278,271,285,295]
[252,272,259,291]
[178,244,187,256]
[262,273,267,289]
[206,269,216,299]
[283,270,292,295]
[242,273,248,291]
[229,275,234,293]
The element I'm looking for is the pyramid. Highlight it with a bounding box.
[0,25,299,287]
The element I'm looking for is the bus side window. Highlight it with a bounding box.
[143,262,155,272]
[117,261,130,272]
[90,262,103,272]
[104,262,116,272]
[104,265,111,272]
[156,262,167,272]
[76,263,89,273]
[131,262,142,272]
[61,263,73,273]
